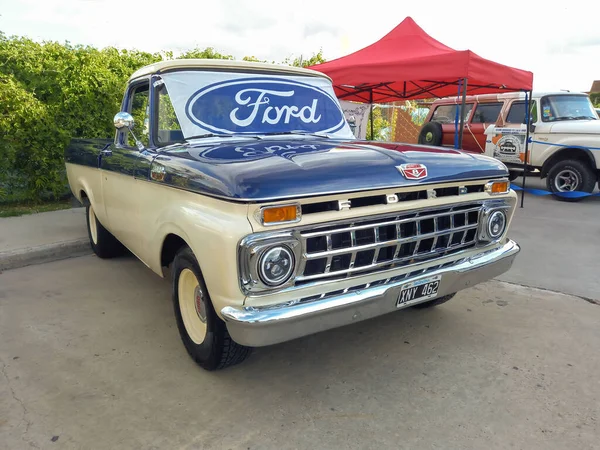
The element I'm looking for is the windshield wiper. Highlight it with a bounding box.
[553,116,597,121]
[261,130,331,138]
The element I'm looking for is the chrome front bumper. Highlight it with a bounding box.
[221,239,520,347]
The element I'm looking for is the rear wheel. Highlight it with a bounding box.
[172,246,251,370]
[411,293,456,309]
[85,204,125,258]
[418,122,443,146]
[546,159,596,202]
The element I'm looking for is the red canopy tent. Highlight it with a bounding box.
[308,16,533,103]
[308,18,534,207]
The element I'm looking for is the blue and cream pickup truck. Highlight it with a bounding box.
[65,60,520,370]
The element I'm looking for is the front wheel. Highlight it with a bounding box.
[172,246,251,370]
[546,159,596,202]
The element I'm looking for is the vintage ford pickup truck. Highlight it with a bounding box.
[65,60,520,370]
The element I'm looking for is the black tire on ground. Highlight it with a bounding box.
[546,159,596,202]
[172,246,251,370]
[508,170,521,181]
[411,293,456,309]
[85,204,125,258]
[418,121,443,146]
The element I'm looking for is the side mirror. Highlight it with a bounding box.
[113,111,146,151]
[114,112,135,130]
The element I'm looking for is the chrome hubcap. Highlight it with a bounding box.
[555,169,580,192]
[194,285,207,323]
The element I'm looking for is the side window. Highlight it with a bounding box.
[127,83,150,148]
[156,84,184,146]
[506,101,537,124]
[471,102,503,124]
[431,104,473,124]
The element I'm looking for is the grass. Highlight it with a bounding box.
[0,200,72,218]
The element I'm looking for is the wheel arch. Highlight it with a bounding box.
[160,233,191,269]
[540,147,598,179]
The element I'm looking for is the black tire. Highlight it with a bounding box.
[172,246,251,370]
[411,293,456,309]
[546,159,596,202]
[418,121,443,146]
[508,170,521,181]
[85,204,125,258]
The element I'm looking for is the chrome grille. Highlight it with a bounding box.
[298,204,482,283]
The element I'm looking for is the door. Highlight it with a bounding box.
[100,79,153,254]
[464,102,504,153]
[503,99,538,166]
[430,103,475,150]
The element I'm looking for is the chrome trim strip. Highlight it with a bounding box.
[296,239,477,282]
[223,239,520,347]
[303,223,478,260]
[300,206,481,238]
[299,203,482,282]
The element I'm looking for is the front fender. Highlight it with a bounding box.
[137,183,252,316]
[534,136,600,171]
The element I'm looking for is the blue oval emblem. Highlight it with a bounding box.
[185,77,346,135]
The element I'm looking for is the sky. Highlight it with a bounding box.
[1,0,599,93]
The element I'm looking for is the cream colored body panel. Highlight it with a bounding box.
[67,160,516,319]
[66,163,107,224]
[66,162,252,314]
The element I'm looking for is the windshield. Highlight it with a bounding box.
[540,95,598,122]
[159,70,354,140]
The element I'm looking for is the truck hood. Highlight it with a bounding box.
[156,138,508,201]
[549,120,600,134]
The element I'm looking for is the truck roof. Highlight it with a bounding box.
[128,59,331,82]
[431,91,589,105]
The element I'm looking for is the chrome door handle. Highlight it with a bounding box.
[100,148,112,157]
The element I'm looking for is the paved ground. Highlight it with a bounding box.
[0,208,86,254]
[1,255,599,450]
[500,176,600,301]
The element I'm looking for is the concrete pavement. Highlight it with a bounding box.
[501,176,600,301]
[0,208,89,271]
[1,255,599,449]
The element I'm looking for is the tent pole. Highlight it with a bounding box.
[458,77,468,148]
[520,89,532,208]
[454,80,462,149]
[369,89,374,140]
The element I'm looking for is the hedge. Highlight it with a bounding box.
[0,32,324,202]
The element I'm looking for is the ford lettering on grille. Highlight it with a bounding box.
[185,78,346,135]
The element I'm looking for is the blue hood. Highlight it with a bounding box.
[155,138,508,201]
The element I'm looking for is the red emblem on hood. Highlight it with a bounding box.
[397,163,428,180]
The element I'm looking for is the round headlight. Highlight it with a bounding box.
[259,246,295,286]
[487,210,507,239]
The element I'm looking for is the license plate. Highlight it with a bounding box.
[396,275,442,307]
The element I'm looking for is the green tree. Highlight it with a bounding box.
[366,106,390,141]
[0,31,329,202]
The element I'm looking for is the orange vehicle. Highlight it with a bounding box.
[418,94,531,153]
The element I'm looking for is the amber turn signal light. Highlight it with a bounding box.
[261,204,301,225]
[485,180,510,195]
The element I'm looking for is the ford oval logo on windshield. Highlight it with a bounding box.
[185,77,346,135]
